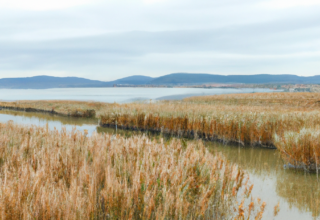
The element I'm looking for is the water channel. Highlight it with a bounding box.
[0,109,319,220]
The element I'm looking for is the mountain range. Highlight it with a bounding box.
[0,73,319,89]
[0,75,154,89]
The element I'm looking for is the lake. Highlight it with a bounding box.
[0,109,318,220]
[0,87,276,102]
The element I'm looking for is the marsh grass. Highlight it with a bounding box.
[2,92,320,170]
[0,100,99,118]
[0,122,265,219]
[184,92,320,109]
[274,128,320,172]
[100,107,320,148]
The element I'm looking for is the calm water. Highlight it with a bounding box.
[0,109,318,220]
[0,110,99,135]
[0,87,276,102]
[207,144,320,220]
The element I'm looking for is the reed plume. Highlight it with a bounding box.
[0,122,262,219]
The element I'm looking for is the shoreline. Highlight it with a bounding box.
[100,123,277,149]
[0,105,277,149]
[1,97,318,173]
[0,105,96,118]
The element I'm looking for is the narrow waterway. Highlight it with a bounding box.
[0,109,99,135]
[0,109,319,220]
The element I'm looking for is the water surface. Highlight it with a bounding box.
[0,110,98,135]
[0,87,276,102]
[207,143,320,220]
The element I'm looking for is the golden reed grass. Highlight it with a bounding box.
[184,93,320,171]
[185,92,320,109]
[274,128,320,172]
[100,104,320,148]
[0,122,265,219]
[0,100,99,118]
[2,92,320,170]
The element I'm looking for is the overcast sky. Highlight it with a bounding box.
[0,0,319,81]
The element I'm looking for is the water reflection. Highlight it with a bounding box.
[0,110,319,219]
[207,144,284,175]
[276,169,320,218]
[0,110,98,135]
[206,143,320,219]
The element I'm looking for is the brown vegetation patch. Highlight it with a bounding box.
[184,92,320,109]
[0,100,97,118]
[0,122,265,219]
[2,92,320,170]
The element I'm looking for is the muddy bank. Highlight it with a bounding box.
[99,123,277,149]
[0,106,96,118]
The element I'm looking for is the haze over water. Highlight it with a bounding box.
[0,87,275,102]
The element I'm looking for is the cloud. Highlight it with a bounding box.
[261,0,320,9]
[0,0,319,80]
[0,0,96,11]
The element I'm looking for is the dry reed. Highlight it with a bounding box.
[100,106,320,148]
[0,100,98,118]
[274,128,320,172]
[185,92,320,109]
[2,92,320,170]
[0,122,264,219]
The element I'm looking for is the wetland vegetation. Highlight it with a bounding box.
[1,92,320,171]
[0,122,265,219]
[2,92,320,219]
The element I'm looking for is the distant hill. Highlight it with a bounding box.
[0,76,106,89]
[112,75,153,85]
[149,73,320,84]
[0,73,319,89]
[0,75,154,89]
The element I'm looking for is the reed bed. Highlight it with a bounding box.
[98,93,320,169]
[1,92,316,118]
[2,92,320,170]
[184,92,320,109]
[100,106,320,147]
[0,122,264,219]
[0,100,100,118]
[274,128,320,172]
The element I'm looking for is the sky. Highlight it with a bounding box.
[0,0,319,81]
